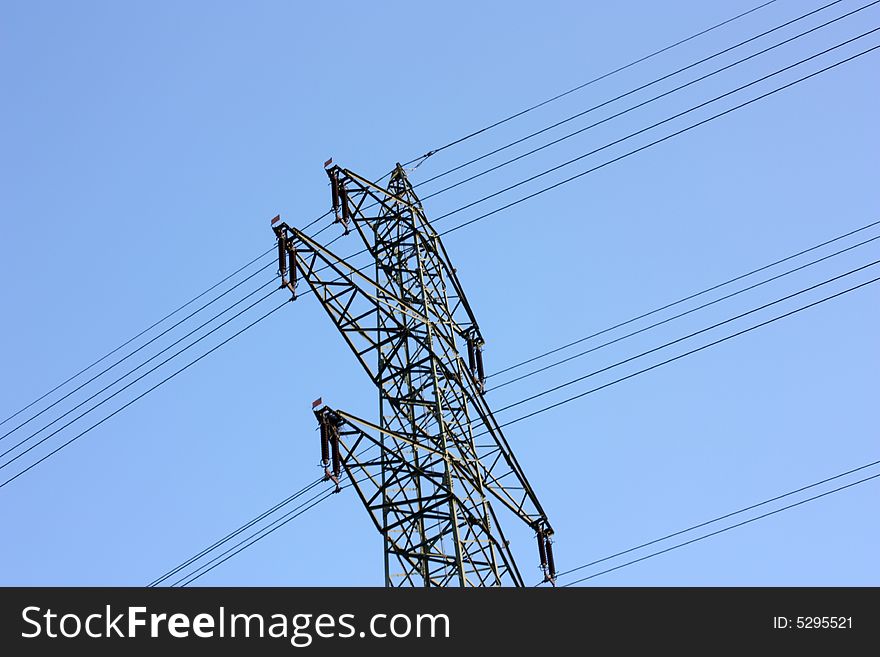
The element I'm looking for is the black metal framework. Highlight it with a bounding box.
[273,164,554,587]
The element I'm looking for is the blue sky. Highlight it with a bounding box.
[0,0,877,586]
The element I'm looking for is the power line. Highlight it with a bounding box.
[0,297,289,490]
[331,9,875,252]
[487,218,880,379]
[5,2,774,429]
[436,29,880,233]
[0,218,336,439]
[488,232,880,392]
[173,5,851,296]
[148,477,324,587]
[9,3,872,587]
[400,0,783,167]
[168,270,879,585]
[153,445,376,587]
[18,36,870,486]
[416,0,862,192]
[6,12,872,494]
[0,265,276,445]
[489,273,880,434]
[176,484,345,587]
[158,19,876,577]
[0,246,275,429]
[310,35,880,275]
[492,259,879,416]
[0,282,278,468]
[2,4,847,437]
[24,31,876,456]
[324,1,861,228]
[560,470,880,586]
[552,459,880,583]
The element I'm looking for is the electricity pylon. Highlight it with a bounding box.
[272,163,555,587]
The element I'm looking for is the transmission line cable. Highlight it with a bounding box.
[0,247,274,429]
[169,274,878,583]
[7,19,874,489]
[417,1,878,201]
[400,0,784,166]
[305,1,861,233]
[152,446,375,587]
[551,459,880,584]
[0,265,276,445]
[0,280,278,464]
[61,40,873,488]
[487,218,880,379]
[0,1,846,429]
[487,274,880,434]
[488,233,880,392]
[434,29,880,231]
[308,37,880,276]
[148,477,324,587]
[299,0,859,250]
[492,260,879,415]
[0,297,288,490]
[176,480,362,587]
[560,471,880,586]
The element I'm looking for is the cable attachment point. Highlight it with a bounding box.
[537,525,556,586]
[465,328,486,392]
[272,220,298,299]
[314,405,343,493]
[326,166,350,235]
[412,149,436,170]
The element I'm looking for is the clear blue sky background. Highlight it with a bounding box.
[0,0,877,586]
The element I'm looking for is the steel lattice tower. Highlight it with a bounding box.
[272,163,555,587]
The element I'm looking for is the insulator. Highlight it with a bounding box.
[537,531,547,569]
[545,538,556,581]
[330,172,339,214]
[467,338,476,374]
[475,345,485,383]
[331,425,342,477]
[340,184,350,226]
[319,416,329,466]
[277,236,287,278]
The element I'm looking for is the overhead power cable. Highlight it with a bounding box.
[41,37,871,488]
[0,247,274,429]
[165,270,878,584]
[435,29,880,233]
[0,298,288,490]
[0,2,844,432]
[304,0,860,241]
[148,477,324,587]
[488,218,880,379]
[416,0,865,192]
[551,459,880,584]
[560,470,880,586]
[488,232,880,392]
[312,1,862,234]
[6,14,873,492]
[488,273,880,434]
[400,0,784,166]
[493,259,879,415]
[153,445,376,587]
[0,281,278,466]
[3,2,817,433]
[0,0,788,430]
[176,482,356,587]
[310,35,880,275]
[0,265,276,445]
